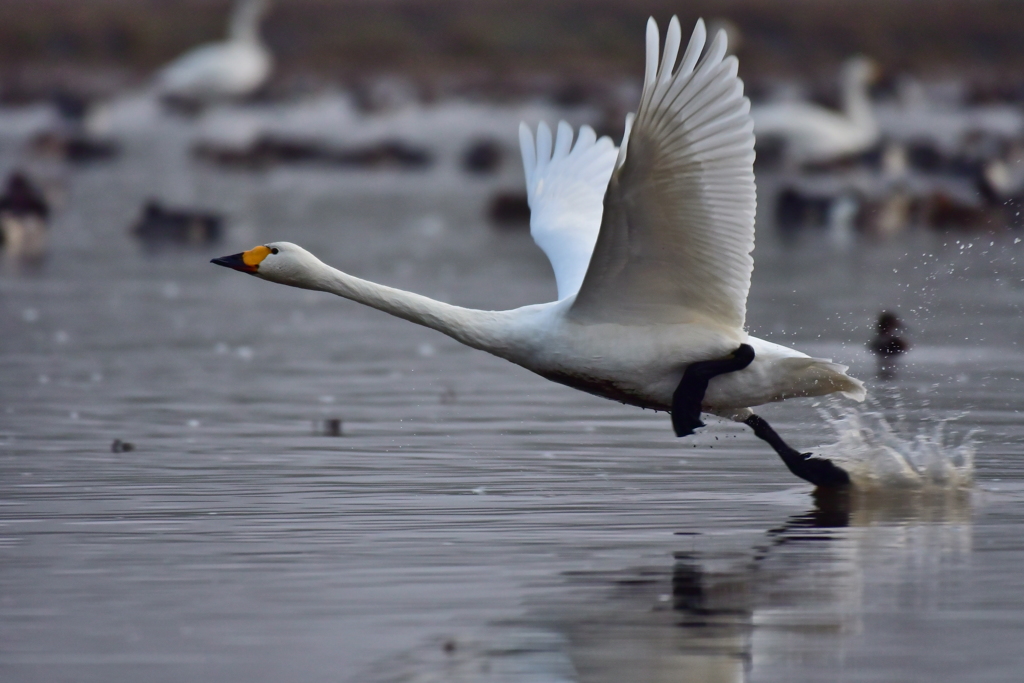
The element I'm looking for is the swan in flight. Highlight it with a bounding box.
[156,0,272,103]
[213,17,865,487]
[752,56,879,167]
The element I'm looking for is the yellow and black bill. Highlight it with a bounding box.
[210,245,271,274]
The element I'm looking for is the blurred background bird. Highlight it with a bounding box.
[0,171,49,262]
[752,56,879,169]
[869,311,910,378]
[155,0,273,108]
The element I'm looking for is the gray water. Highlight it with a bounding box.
[3,122,1024,683]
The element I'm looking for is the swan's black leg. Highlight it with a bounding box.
[744,414,850,488]
[671,345,849,488]
[672,344,755,437]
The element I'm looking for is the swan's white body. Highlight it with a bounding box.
[157,0,272,101]
[221,17,864,423]
[257,245,861,418]
[752,57,878,166]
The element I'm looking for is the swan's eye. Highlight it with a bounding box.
[270,248,279,255]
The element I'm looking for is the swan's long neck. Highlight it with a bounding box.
[229,1,264,44]
[306,261,517,355]
[842,71,874,129]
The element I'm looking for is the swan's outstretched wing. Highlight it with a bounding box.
[570,17,756,328]
[519,121,618,300]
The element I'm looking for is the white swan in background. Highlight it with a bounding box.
[156,0,272,102]
[752,56,879,166]
[213,17,866,487]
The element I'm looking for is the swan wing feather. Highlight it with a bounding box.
[570,17,756,328]
[519,120,618,300]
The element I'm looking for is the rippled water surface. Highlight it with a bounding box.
[3,119,1024,682]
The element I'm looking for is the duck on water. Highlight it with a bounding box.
[0,172,49,262]
[213,17,866,488]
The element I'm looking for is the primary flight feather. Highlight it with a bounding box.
[573,18,756,328]
[519,121,618,300]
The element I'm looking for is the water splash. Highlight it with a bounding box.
[813,402,975,490]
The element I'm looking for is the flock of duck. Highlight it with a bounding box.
[0,3,959,487]
[2,1,1018,250]
[756,55,1024,237]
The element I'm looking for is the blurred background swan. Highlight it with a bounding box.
[752,56,879,167]
[155,0,273,106]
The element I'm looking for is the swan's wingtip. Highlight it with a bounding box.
[841,380,867,402]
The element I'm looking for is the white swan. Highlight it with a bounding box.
[752,57,879,166]
[213,17,866,487]
[156,0,272,102]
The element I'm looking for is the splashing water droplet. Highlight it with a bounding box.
[814,403,974,490]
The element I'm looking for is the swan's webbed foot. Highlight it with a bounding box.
[672,344,756,437]
[744,414,851,488]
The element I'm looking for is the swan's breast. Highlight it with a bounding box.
[535,367,670,411]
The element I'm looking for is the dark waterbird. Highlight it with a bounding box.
[0,172,50,260]
[870,311,909,378]
[131,200,224,249]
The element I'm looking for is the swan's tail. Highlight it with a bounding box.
[779,357,867,402]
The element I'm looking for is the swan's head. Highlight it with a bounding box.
[211,241,324,290]
[841,56,879,87]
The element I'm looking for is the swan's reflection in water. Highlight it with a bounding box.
[364,490,972,682]
[552,489,972,683]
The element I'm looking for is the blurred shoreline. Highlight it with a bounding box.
[5,0,1024,104]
